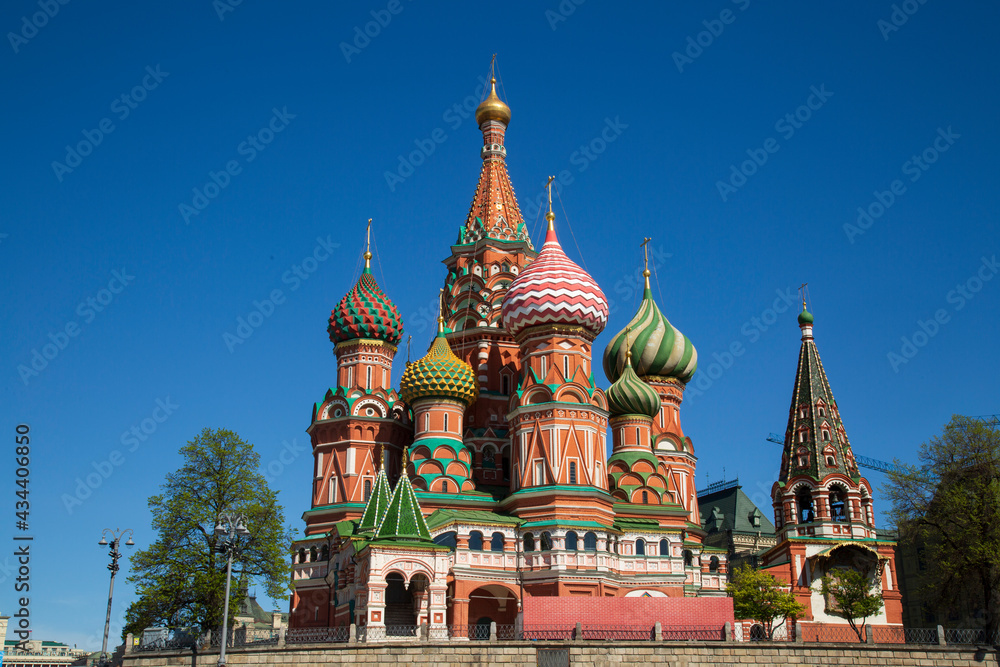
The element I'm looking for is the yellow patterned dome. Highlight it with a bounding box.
[400,331,479,407]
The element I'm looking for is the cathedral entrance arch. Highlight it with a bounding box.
[384,572,416,633]
[467,584,518,631]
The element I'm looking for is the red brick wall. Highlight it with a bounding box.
[523,596,734,628]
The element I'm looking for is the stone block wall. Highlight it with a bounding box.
[122,640,998,667]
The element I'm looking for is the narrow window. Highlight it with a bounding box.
[822,428,830,441]
[659,539,669,556]
[443,413,449,433]
[635,427,641,445]
[534,460,545,485]
[328,476,338,504]
[565,531,578,550]
[584,532,597,551]
[424,413,430,432]
[491,532,505,552]
[348,367,354,387]
[366,367,372,390]
[382,368,387,387]
[442,479,449,493]
[469,531,483,550]
[540,356,547,377]
[316,452,323,478]
[569,461,577,484]
[642,490,649,504]
[563,355,569,379]
[636,539,645,556]
[502,374,510,395]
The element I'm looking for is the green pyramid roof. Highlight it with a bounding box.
[373,469,433,543]
[357,467,392,535]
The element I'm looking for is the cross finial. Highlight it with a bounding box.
[545,176,556,230]
[406,335,412,363]
[437,288,445,333]
[640,237,652,288]
[799,282,809,311]
[364,218,373,269]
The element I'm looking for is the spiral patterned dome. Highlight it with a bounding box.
[606,355,661,419]
[501,226,608,338]
[603,279,697,384]
[328,266,404,346]
[399,331,479,407]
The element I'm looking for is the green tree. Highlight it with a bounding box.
[820,568,884,641]
[726,564,806,640]
[124,428,291,637]
[883,415,1000,636]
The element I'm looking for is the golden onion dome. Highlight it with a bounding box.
[399,330,479,407]
[475,78,511,127]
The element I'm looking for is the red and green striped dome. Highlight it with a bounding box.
[328,267,404,346]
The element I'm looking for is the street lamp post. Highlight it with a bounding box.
[214,511,249,667]
[97,528,134,667]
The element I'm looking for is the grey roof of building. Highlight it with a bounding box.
[697,484,776,536]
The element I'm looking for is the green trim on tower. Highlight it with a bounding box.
[779,310,861,484]
[373,468,434,543]
[603,284,697,384]
[356,466,392,535]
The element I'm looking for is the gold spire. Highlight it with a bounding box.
[640,237,652,290]
[545,175,556,231]
[378,444,384,471]
[402,447,409,470]
[624,326,633,365]
[437,288,445,334]
[475,56,511,127]
[406,335,412,363]
[364,218,373,270]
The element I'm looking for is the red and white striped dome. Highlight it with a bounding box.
[501,226,608,338]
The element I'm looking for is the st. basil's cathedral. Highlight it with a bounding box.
[287,75,903,636]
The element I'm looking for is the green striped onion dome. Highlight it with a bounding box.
[399,331,479,407]
[606,356,661,419]
[603,284,697,384]
[328,266,404,346]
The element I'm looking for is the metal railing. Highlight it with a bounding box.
[946,628,998,645]
[581,625,654,640]
[799,625,868,643]
[357,624,419,641]
[661,625,725,641]
[520,624,575,640]
[448,624,492,640]
[287,626,349,643]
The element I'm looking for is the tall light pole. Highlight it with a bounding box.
[214,511,249,667]
[98,528,134,667]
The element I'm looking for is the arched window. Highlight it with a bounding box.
[796,487,814,523]
[659,539,669,556]
[309,546,317,562]
[321,545,329,561]
[540,531,553,551]
[490,532,505,552]
[298,548,306,563]
[817,403,826,417]
[565,531,578,551]
[441,479,449,493]
[584,532,597,551]
[642,490,649,504]
[363,479,372,501]
[636,539,646,556]
[829,486,848,522]
[523,532,535,552]
[796,447,809,468]
[822,428,831,441]
[469,531,484,551]
[433,531,457,550]
[709,556,720,572]
[683,550,693,567]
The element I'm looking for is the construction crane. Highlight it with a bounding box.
[765,414,998,476]
[765,433,899,474]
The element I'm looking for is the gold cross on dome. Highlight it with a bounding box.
[640,237,651,271]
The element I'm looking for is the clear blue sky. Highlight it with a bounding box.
[2,0,997,650]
